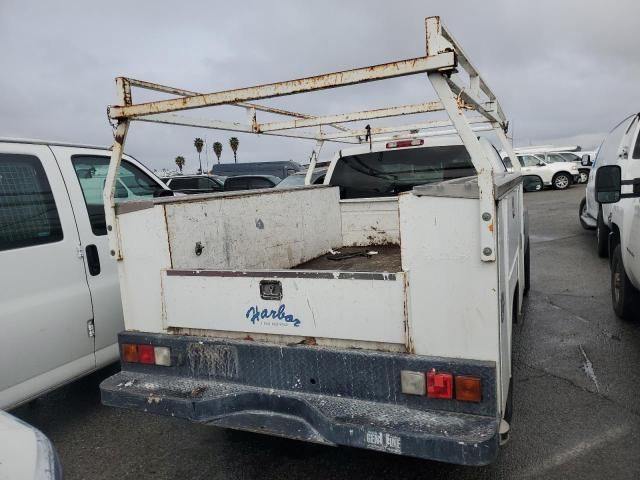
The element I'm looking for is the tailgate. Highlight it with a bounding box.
[162,269,407,345]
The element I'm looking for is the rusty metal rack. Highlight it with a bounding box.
[104,16,519,262]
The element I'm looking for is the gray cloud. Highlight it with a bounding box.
[1,0,638,172]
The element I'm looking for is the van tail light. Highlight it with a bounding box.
[386,139,424,149]
[121,343,171,367]
[137,345,155,364]
[426,369,453,399]
[400,369,482,402]
[455,375,482,402]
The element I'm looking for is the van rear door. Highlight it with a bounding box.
[0,143,95,409]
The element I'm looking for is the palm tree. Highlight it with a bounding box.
[193,137,204,173]
[213,142,223,164]
[229,137,239,164]
[175,156,185,173]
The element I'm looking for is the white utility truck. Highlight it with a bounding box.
[586,113,640,320]
[0,139,171,409]
[100,17,527,465]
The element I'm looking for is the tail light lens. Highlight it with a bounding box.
[121,343,171,367]
[455,375,482,402]
[426,369,453,399]
[137,345,155,364]
[386,139,424,149]
[122,344,138,363]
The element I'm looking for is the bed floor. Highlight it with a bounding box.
[293,245,401,272]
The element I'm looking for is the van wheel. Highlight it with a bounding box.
[611,244,640,321]
[552,172,571,190]
[596,208,610,258]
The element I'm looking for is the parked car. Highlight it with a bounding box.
[161,174,224,194]
[223,174,281,191]
[275,167,328,188]
[0,138,170,409]
[211,160,302,179]
[512,147,594,184]
[0,411,62,480]
[579,113,640,320]
[579,114,638,257]
[514,154,580,190]
[542,152,591,184]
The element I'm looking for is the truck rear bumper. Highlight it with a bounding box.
[102,370,499,465]
[101,332,499,465]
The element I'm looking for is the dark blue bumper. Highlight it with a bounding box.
[101,332,500,465]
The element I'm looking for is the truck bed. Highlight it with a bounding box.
[293,245,401,272]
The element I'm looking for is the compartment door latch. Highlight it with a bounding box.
[260,280,282,301]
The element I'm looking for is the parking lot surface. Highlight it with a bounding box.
[11,185,640,479]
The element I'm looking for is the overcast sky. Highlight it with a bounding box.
[1,0,639,173]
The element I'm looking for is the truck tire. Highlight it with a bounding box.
[611,244,640,321]
[596,208,610,258]
[552,172,571,190]
[524,242,530,296]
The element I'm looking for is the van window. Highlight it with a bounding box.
[330,146,475,199]
[72,156,164,235]
[0,154,63,251]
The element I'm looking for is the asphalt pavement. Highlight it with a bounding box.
[11,185,640,479]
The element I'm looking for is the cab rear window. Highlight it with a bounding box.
[329,146,475,199]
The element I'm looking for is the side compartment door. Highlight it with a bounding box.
[0,144,95,408]
[54,149,168,366]
[497,187,521,415]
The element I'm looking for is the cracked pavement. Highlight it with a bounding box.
[10,185,640,479]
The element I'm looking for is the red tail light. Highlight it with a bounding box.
[137,344,155,364]
[386,139,424,149]
[426,369,453,399]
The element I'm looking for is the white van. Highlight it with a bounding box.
[0,139,170,409]
[579,114,639,257]
[582,114,640,319]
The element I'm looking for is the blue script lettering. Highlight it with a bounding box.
[245,304,301,327]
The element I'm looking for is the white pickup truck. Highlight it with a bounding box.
[0,139,170,409]
[585,113,640,320]
[99,17,527,465]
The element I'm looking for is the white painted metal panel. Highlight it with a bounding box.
[117,205,171,333]
[496,186,522,413]
[162,271,407,344]
[399,193,499,361]
[340,198,400,246]
[0,142,95,409]
[165,187,342,270]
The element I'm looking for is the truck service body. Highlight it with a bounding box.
[99,17,527,465]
